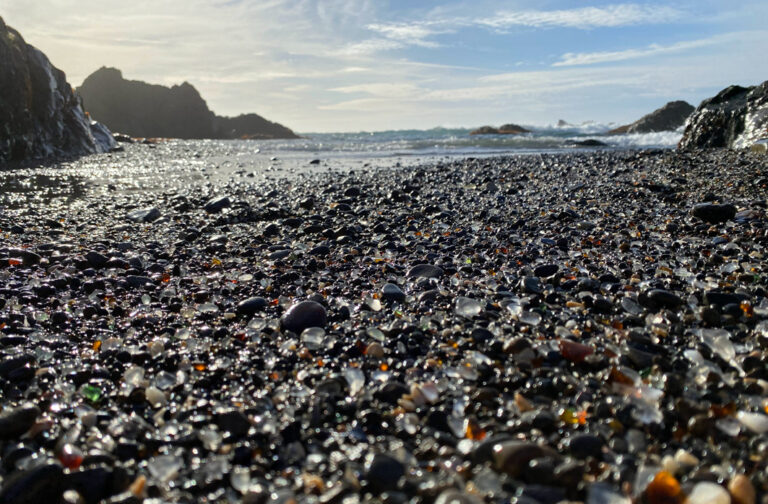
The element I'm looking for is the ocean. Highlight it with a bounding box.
[269,123,682,159]
[0,123,682,207]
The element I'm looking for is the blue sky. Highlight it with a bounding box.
[4,0,768,132]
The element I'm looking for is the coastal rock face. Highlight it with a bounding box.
[470,123,530,135]
[679,81,768,150]
[0,17,113,163]
[608,101,694,135]
[77,67,299,140]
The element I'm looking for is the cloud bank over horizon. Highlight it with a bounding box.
[3,1,767,132]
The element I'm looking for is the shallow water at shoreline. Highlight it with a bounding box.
[0,139,675,209]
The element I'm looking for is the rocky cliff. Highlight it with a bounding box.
[0,17,114,163]
[608,101,694,135]
[679,81,768,150]
[77,67,299,140]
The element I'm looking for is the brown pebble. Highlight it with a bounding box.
[366,342,384,358]
[729,474,756,504]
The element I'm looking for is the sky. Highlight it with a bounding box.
[3,0,768,132]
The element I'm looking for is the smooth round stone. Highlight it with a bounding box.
[85,251,109,268]
[269,249,292,260]
[686,482,730,504]
[533,264,559,277]
[0,464,64,503]
[434,490,483,504]
[281,301,327,333]
[644,289,683,309]
[692,203,737,223]
[6,248,41,266]
[0,403,40,440]
[406,264,443,279]
[736,411,768,434]
[704,290,749,307]
[489,441,560,477]
[237,297,268,316]
[366,454,405,492]
[522,276,542,294]
[204,195,232,213]
[381,283,406,303]
[309,245,330,257]
[126,207,161,223]
[566,433,604,459]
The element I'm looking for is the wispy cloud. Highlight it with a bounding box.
[554,38,716,66]
[340,21,448,55]
[366,22,447,47]
[347,4,684,56]
[477,4,683,30]
[553,31,764,66]
[338,38,403,56]
[330,82,421,98]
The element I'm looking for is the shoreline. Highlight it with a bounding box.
[1,145,767,502]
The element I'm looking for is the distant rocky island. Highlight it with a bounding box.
[607,101,695,135]
[470,124,531,135]
[0,17,114,163]
[77,67,299,140]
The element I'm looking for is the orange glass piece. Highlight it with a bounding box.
[558,339,594,363]
[465,420,486,441]
[93,340,101,351]
[741,301,753,317]
[645,471,683,504]
[609,366,636,386]
[711,402,737,418]
[129,475,147,496]
[8,258,21,266]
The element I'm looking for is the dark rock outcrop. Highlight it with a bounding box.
[0,17,114,163]
[213,113,297,140]
[567,139,608,147]
[608,101,694,135]
[77,67,299,140]
[679,81,768,150]
[470,123,530,135]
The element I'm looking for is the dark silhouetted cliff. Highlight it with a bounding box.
[77,67,298,140]
[0,17,113,163]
